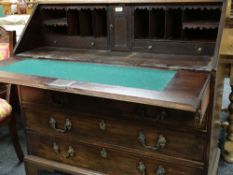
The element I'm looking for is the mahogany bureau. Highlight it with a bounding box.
[0,0,227,175]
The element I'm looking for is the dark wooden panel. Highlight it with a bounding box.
[14,4,45,54]
[109,5,131,51]
[0,83,7,99]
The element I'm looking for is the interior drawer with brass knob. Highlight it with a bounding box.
[27,132,204,175]
[23,106,206,162]
[132,39,215,56]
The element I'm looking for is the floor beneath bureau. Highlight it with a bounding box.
[0,79,233,175]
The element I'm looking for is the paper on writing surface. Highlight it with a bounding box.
[47,79,76,90]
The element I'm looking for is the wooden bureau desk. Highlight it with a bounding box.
[0,1,227,175]
[218,0,233,163]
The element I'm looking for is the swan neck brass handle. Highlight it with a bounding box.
[49,117,72,133]
[52,142,75,159]
[137,161,146,175]
[156,165,166,175]
[138,132,167,151]
[53,142,60,154]
[64,146,75,159]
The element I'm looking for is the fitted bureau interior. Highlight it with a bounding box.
[133,6,221,40]
[40,5,221,40]
[14,3,222,67]
[134,7,183,39]
[41,7,107,37]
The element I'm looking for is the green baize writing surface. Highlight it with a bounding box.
[0,59,176,91]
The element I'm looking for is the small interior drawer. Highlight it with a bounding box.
[132,40,215,56]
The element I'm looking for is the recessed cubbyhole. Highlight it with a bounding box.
[42,8,67,19]
[149,9,165,39]
[42,8,68,33]
[183,28,218,41]
[165,9,182,39]
[93,9,107,37]
[134,9,149,39]
[184,8,221,22]
[67,10,80,35]
[183,8,221,30]
[44,18,67,27]
[79,9,93,36]
[46,25,68,34]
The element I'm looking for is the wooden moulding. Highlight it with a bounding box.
[37,0,223,4]
[25,155,106,175]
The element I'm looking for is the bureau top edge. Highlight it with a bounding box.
[37,0,223,4]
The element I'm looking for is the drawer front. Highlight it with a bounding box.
[19,86,206,130]
[73,37,108,50]
[132,40,215,56]
[23,107,206,162]
[25,156,105,175]
[45,34,108,50]
[27,132,204,175]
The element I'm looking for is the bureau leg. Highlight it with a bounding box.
[224,65,233,163]
[8,114,24,162]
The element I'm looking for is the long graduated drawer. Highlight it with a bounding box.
[27,132,204,175]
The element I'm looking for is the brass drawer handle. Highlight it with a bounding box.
[138,132,167,151]
[91,42,95,47]
[137,161,166,175]
[137,161,146,175]
[53,142,60,154]
[156,165,166,175]
[148,45,153,50]
[49,117,72,133]
[100,148,108,158]
[99,120,106,131]
[109,24,114,31]
[64,146,75,159]
[52,142,75,159]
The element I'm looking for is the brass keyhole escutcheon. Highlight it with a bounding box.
[99,120,106,131]
[49,117,72,133]
[100,148,108,158]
